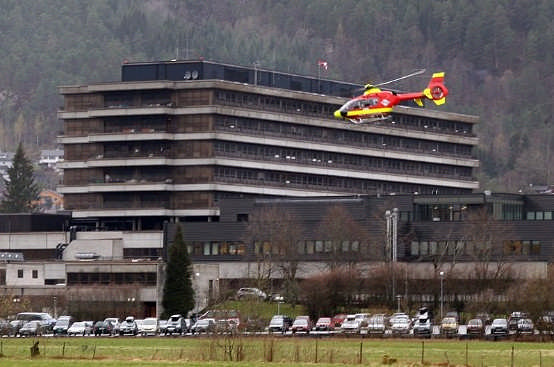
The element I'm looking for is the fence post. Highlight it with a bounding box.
[465,341,468,366]
[421,341,425,364]
[511,345,514,367]
[315,338,318,363]
[359,341,363,364]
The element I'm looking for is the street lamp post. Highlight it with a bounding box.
[275,295,284,315]
[439,271,445,320]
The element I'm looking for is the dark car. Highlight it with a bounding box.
[508,312,527,333]
[15,312,55,334]
[268,315,293,333]
[516,318,534,335]
[9,320,24,336]
[53,318,73,336]
[19,321,43,337]
[93,321,113,336]
[0,319,11,336]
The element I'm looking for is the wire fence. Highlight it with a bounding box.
[0,336,552,366]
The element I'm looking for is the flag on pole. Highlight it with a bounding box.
[318,60,328,70]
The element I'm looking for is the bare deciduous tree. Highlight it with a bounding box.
[317,204,371,270]
[243,206,304,304]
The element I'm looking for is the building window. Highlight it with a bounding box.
[315,240,324,253]
[306,241,314,254]
[420,241,428,256]
[503,240,541,256]
[17,269,23,278]
[411,241,419,256]
[32,270,38,279]
[211,242,219,255]
[341,241,350,252]
[526,212,535,220]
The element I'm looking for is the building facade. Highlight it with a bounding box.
[57,60,479,231]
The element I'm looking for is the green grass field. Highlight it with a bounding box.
[0,336,553,366]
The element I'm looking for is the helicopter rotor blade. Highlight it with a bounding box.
[374,69,426,87]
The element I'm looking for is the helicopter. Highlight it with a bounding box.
[334,69,449,124]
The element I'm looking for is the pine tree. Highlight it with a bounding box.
[1,142,39,213]
[161,226,195,319]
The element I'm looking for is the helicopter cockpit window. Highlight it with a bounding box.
[341,99,361,111]
[361,98,379,108]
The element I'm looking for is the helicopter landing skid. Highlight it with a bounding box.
[348,114,392,124]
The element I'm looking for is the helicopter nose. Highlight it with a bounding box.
[334,110,344,119]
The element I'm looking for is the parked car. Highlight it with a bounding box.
[466,318,485,337]
[236,287,267,301]
[367,314,387,335]
[119,316,138,336]
[508,312,527,333]
[165,314,187,335]
[67,321,92,336]
[440,316,459,337]
[490,318,509,338]
[536,314,554,334]
[215,319,238,333]
[158,319,168,335]
[9,320,24,336]
[389,312,409,325]
[268,315,293,333]
[314,317,332,331]
[93,320,113,336]
[104,317,120,335]
[341,314,362,333]
[413,307,433,337]
[476,312,492,325]
[53,318,74,336]
[199,309,240,330]
[139,317,159,336]
[291,316,311,334]
[191,318,216,334]
[354,313,370,328]
[0,319,11,336]
[390,314,412,335]
[517,318,534,335]
[331,314,347,329]
[19,321,43,337]
[16,312,56,334]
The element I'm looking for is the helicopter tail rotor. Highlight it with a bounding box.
[423,72,448,105]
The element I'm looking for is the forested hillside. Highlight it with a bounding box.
[0,0,552,192]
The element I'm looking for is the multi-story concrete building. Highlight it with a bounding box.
[57,60,479,231]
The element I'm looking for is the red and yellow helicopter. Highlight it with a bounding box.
[334,69,449,124]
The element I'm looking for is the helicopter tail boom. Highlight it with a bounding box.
[423,72,448,105]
